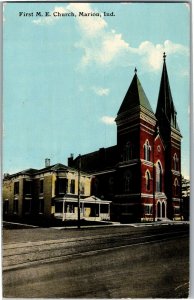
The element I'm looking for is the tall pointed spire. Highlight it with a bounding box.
[117,70,154,115]
[156,53,180,131]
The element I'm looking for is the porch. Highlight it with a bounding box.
[54,195,111,221]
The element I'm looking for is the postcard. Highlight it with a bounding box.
[2,1,190,298]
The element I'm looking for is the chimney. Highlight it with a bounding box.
[4,173,9,179]
[45,158,50,167]
[68,153,74,167]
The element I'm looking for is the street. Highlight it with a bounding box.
[3,223,189,298]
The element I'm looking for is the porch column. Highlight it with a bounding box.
[108,204,110,219]
[62,201,65,221]
[165,202,167,219]
[82,202,84,217]
[99,203,100,218]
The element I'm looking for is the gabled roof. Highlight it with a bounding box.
[55,195,111,204]
[117,71,154,115]
[154,133,165,151]
[4,168,38,179]
[156,54,180,131]
[35,163,68,174]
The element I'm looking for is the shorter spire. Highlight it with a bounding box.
[134,67,137,74]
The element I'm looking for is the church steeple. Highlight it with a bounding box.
[117,68,154,116]
[156,53,180,131]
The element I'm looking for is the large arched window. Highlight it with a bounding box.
[156,162,162,192]
[174,178,179,196]
[173,153,179,171]
[145,171,151,191]
[124,171,132,192]
[144,140,151,161]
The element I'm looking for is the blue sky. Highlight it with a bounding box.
[3,2,190,178]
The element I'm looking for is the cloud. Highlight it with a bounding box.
[135,40,189,71]
[76,31,130,68]
[32,3,189,75]
[92,87,110,96]
[101,116,115,125]
[77,35,189,73]
[67,3,107,36]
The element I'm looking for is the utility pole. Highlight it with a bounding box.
[77,154,81,229]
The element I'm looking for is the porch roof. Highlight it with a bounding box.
[55,195,111,204]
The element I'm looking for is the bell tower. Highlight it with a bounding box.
[156,53,182,220]
[115,68,157,222]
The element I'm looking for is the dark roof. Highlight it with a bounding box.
[72,146,118,173]
[37,163,69,174]
[3,168,38,179]
[156,58,180,131]
[4,163,90,179]
[117,73,154,115]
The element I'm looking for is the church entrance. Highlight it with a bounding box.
[156,200,166,220]
[162,202,166,218]
[157,202,161,219]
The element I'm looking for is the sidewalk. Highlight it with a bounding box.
[3,219,189,231]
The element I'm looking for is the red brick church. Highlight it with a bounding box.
[68,54,182,222]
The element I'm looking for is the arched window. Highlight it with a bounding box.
[108,177,114,194]
[157,202,161,218]
[173,153,179,171]
[162,202,166,218]
[156,162,162,192]
[144,140,151,161]
[124,142,133,161]
[124,171,132,192]
[145,171,151,191]
[174,178,179,196]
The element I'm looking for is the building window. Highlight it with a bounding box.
[156,162,162,192]
[124,171,132,192]
[92,178,99,195]
[67,204,74,213]
[174,178,179,196]
[55,202,63,213]
[3,199,9,214]
[24,199,31,214]
[108,177,114,194]
[174,206,180,214]
[80,182,85,195]
[58,178,68,194]
[144,205,153,215]
[39,198,44,214]
[173,153,179,171]
[144,140,151,161]
[24,180,32,195]
[100,204,109,214]
[123,142,133,161]
[145,171,151,191]
[40,179,44,194]
[14,182,19,195]
[70,179,75,194]
[13,199,18,214]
